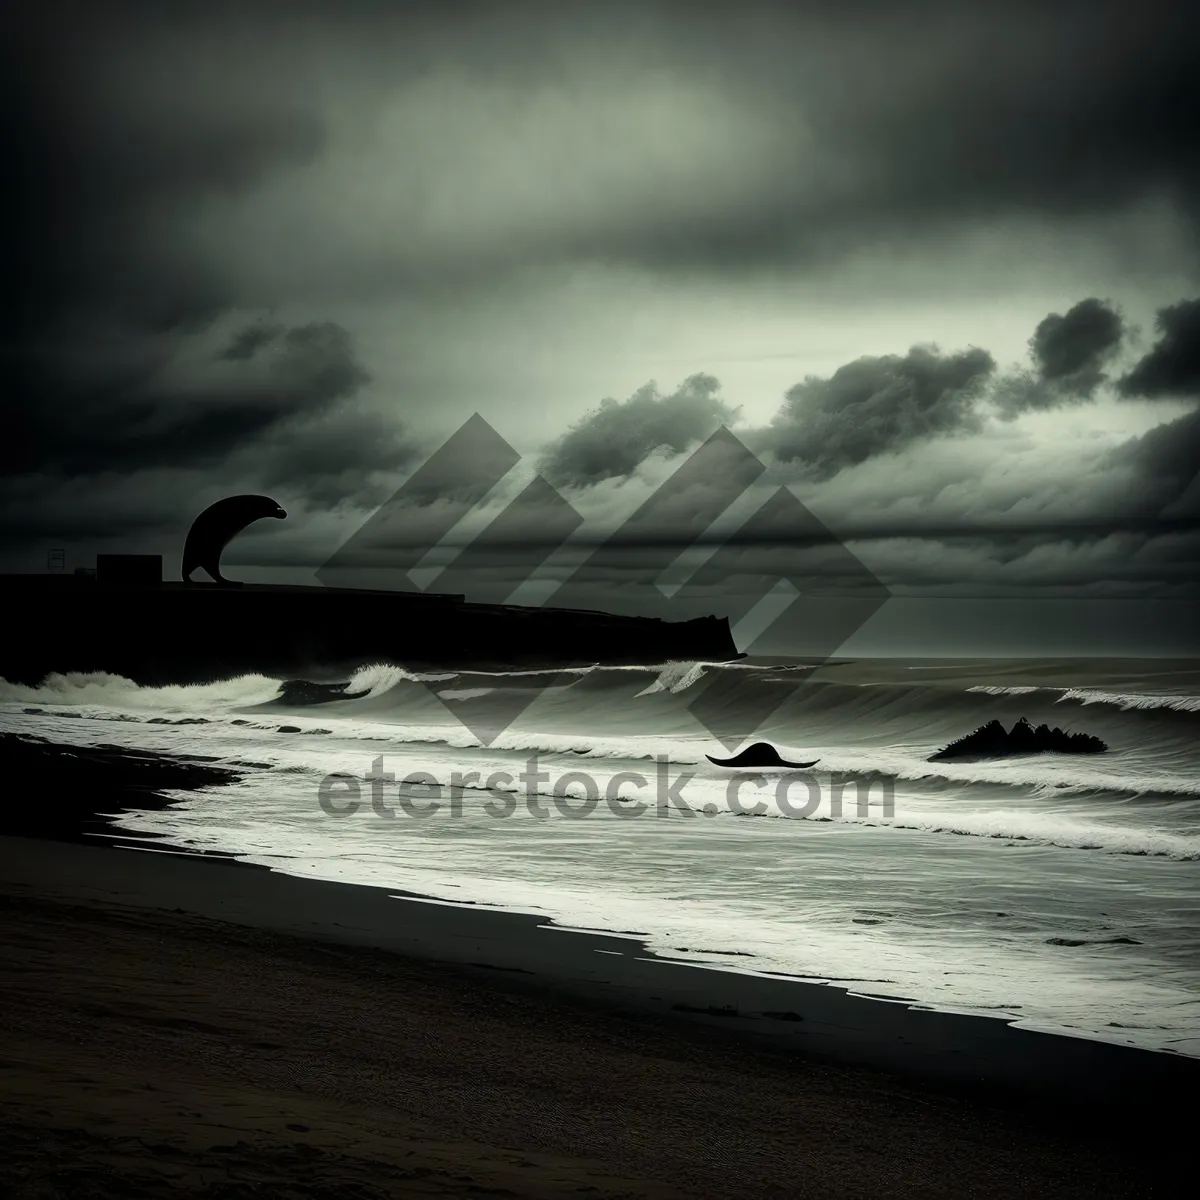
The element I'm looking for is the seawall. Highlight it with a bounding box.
[0,576,741,684]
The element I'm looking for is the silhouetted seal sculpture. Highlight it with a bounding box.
[706,742,818,768]
[182,495,287,585]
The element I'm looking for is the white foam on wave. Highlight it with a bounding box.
[9,669,1197,803]
[345,663,458,696]
[222,713,1200,800]
[863,809,1200,859]
[121,721,1195,861]
[340,660,667,699]
[635,661,709,696]
[813,746,1200,799]
[0,671,285,712]
[630,658,778,698]
[967,683,1200,712]
[10,694,1197,1053]
[967,685,1040,696]
[439,771,1200,860]
[1058,688,1200,713]
[720,784,1200,859]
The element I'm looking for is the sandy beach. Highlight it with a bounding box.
[2,733,1197,1196]
[0,828,1193,1198]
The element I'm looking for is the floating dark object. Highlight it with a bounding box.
[706,742,818,768]
[929,717,1107,762]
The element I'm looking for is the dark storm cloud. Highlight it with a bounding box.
[6,1,1197,329]
[4,1,1198,317]
[471,0,1200,277]
[0,472,193,543]
[10,0,1192,317]
[764,346,995,478]
[0,1,361,537]
[254,408,424,508]
[0,403,416,558]
[530,286,1198,595]
[1029,299,1124,395]
[1118,298,1200,398]
[537,374,738,487]
[1106,406,1200,515]
[4,320,370,478]
[988,298,1126,418]
[987,373,1056,418]
[1,1,325,338]
[219,321,286,361]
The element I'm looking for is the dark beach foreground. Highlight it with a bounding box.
[0,735,1195,1196]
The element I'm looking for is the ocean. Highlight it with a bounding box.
[4,656,1198,1057]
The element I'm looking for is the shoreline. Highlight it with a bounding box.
[2,731,1197,1102]
[3,833,1195,1110]
[2,731,1196,1193]
[1,837,1191,1197]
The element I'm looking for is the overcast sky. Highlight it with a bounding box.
[4,0,1199,654]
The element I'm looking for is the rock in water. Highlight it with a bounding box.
[276,680,370,706]
[929,717,1107,762]
[706,742,819,768]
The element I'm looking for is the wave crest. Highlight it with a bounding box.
[0,671,285,712]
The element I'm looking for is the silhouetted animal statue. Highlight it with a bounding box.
[706,742,818,768]
[182,495,286,585]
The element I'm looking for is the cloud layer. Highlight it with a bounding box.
[3,0,1198,611]
[1118,298,1200,399]
[538,375,737,487]
[765,346,996,477]
[1029,298,1125,396]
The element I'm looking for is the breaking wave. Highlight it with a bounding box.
[969,684,1200,712]
[5,658,1198,812]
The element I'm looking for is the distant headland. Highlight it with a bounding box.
[0,568,741,686]
[2,496,741,684]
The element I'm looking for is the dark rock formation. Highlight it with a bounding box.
[929,717,1107,762]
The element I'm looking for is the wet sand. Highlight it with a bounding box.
[0,733,1194,1195]
[1,835,1193,1198]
